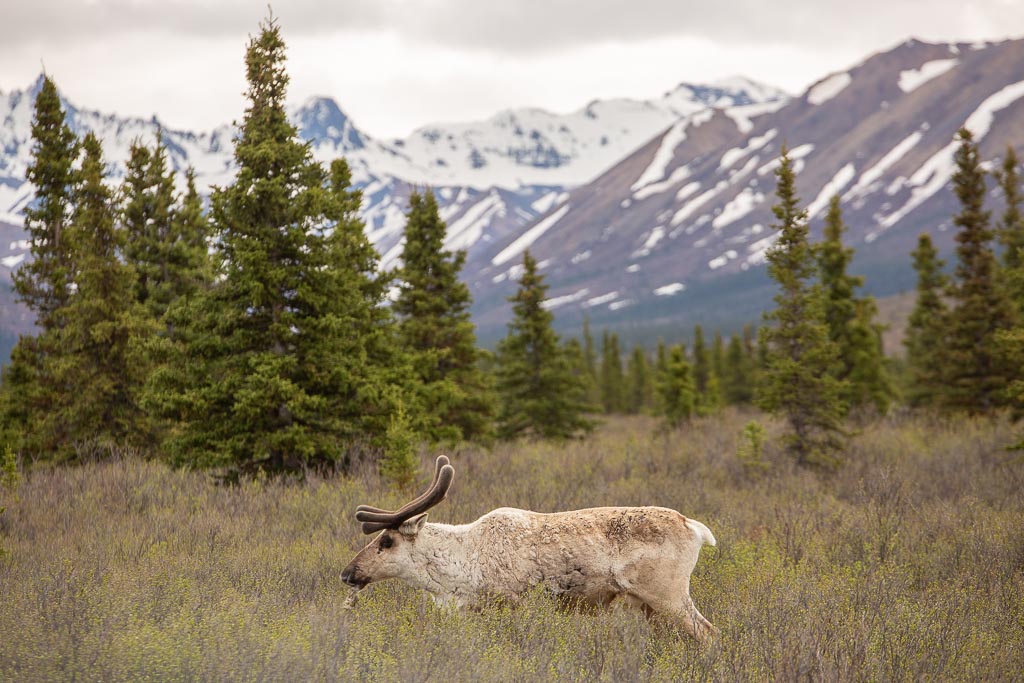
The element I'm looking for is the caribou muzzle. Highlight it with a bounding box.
[341,565,368,589]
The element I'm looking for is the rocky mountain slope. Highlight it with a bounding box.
[0,74,782,347]
[470,38,1024,339]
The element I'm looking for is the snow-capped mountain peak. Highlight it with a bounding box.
[293,96,367,151]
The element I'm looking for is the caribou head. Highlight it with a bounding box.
[341,455,454,590]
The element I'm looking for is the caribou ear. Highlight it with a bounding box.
[399,513,429,537]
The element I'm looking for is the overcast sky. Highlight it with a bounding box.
[2,0,1023,139]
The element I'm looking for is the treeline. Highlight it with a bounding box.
[1,16,1022,479]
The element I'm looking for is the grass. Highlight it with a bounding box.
[1,410,1022,681]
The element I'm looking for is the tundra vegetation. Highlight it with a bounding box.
[2,13,1024,682]
[1,414,1023,681]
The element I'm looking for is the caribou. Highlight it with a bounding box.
[342,456,718,641]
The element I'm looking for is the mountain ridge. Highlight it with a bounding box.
[463,37,1024,341]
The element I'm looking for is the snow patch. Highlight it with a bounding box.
[1,253,26,268]
[633,166,691,200]
[633,225,666,258]
[631,119,688,191]
[654,282,686,296]
[878,139,957,229]
[746,232,781,265]
[758,144,814,176]
[719,129,777,171]
[806,163,856,218]
[491,204,570,267]
[708,250,739,270]
[964,79,1024,139]
[880,80,1024,230]
[725,100,786,134]
[713,188,764,229]
[585,292,619,307]
[675,181,701,202]
[845,131,922,199]
[542,288,590,310]
[445,191,504,252]
[571,250,591,264]
[807,72,852,105]
[898,59,958,93]
[530,191,567,214]
[670,181,729,227]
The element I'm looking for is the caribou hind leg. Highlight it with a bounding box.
[627,580,717,643]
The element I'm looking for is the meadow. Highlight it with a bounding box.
[1,410,1022,682]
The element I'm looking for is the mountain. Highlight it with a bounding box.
[468,38,1024,343]
[0,74,784,343]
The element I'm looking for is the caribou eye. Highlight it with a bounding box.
[379,534,394,550]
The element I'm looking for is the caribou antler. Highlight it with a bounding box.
[355,455,454,534]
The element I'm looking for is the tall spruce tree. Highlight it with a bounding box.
[657,345,695,428]
[146,17,408,473]
[495,251,592,440]
[757,146,846,467]
[817,196,892,413]
[394,189,493,443]
[942,129,1017,412]
[904,234,948,406]
[13,75,78,329]
[1,75,79,456]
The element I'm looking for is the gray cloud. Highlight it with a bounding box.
[4,0,1022,55]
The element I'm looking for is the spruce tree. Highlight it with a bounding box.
[1,75,79,456]
[657,345,695,428]
[394,189,494,443]
[653,338,669,414]
[757,146,846,467]
[904,234,948,406]
[146,16,409,473]
[173,168,215,297]
[996,146,1024,312]
[692,325,721,415]
[817,196,892,413]
[723,333,753,404]
[563,338,601,418]
[600,331,625,413]
[581,316,600,405]
[625,345,651,414]
[712,330,725,389]
[122,138,212,323]
[12,75,78,329]
[942,129,1017,412]
[48,134,153,456]
[495,251,592,440]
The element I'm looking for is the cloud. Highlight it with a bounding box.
[4,0,1023,55]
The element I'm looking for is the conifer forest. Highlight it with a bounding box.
[1,16,1022,683]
